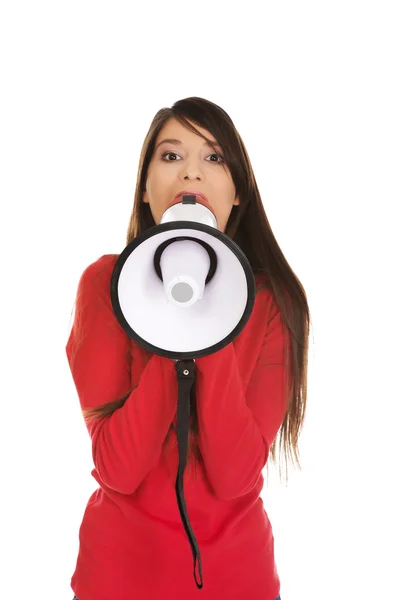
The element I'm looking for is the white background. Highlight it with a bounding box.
[1,1,399,599]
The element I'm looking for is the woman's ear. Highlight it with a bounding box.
[233,195,240,206]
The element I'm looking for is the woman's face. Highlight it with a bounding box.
[143,118,239,232]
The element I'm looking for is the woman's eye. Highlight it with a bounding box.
[161,152,224,164]
[161,152,180,161]
[208,153,225,163]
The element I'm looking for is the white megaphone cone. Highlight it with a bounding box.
[109,192,256,591]
[110,192,256,360]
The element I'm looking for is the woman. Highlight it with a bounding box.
[66,96,309,600]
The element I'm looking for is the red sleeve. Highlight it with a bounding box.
[195,296,291,501]
[65,255,177,495]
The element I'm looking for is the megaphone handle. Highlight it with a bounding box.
[174,359,204,590]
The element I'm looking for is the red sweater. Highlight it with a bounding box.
[66,254,289,600]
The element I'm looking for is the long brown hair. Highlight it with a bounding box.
[82,97,310,486]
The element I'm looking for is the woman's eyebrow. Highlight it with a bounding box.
[155,138,221,151]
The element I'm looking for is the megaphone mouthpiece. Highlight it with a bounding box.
[160,193,218,229]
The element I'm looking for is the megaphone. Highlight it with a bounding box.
[110,193,256,590]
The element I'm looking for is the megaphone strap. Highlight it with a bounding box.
[174,359,204,589]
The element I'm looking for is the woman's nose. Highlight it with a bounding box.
[180,162,204,180]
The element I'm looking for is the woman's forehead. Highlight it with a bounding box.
[157,118,217,145]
